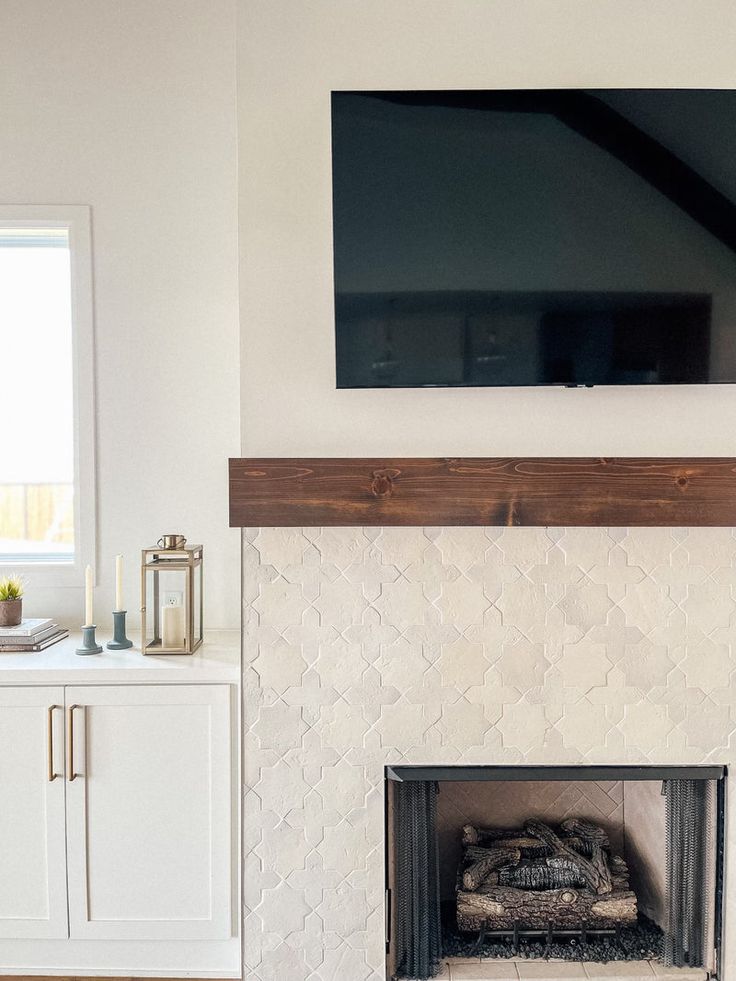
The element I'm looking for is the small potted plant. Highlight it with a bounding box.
[0,575,25,627]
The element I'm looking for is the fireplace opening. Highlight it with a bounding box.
[385,766,725,981]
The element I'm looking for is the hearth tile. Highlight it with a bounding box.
[373,579,431,632]
[497,637,550,689]
[517,962,587,978]
[617,639,675,692]
[558,528,616,569]
[619,579,677,635]
[437,636,492,691]
[313,526,370,566]
[434,526,493,568]
[681,582,736,632]
[558,583,614,630]
[496,527,554,569]
[680,636,733,692]
[375,526,431,567]
[436,578,492,627]
[583,961,656,978]
[434,965,452,980]
[451,963,519,979]
[313,576,369,630]
[252,579,312,631]
[619,528,678,570]
[254,527,311,568]
[497,579,552,630]
[649,965,707,979]
[617,701,673,754]
[497,701,551,754]
[252,639,307,691]
[556,697,614,750]
[680,527,736,571]
[559,638,613,690]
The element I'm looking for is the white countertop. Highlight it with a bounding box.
[0,629,240,685]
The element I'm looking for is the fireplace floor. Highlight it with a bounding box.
[437,959,708,980]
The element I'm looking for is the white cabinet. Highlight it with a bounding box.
[0,683,233,945]
[0,687,68,939]
[65,684,233,940]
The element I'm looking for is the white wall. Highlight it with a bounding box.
[238,0,736,456]
[1,0,241,628]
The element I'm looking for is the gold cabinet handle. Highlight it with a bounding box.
[47,705,62,781]
[67,703,82,781]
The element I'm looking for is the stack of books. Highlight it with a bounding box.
[0,618,69,652]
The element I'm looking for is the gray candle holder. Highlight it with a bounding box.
[107,610,133,650]
[76,624,103,656]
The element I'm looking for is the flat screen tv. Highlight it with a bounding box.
[331,89,736,388]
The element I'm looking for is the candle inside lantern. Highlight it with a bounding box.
[161,603,185,647]
[84,565,94,626]
[115,554,123,612]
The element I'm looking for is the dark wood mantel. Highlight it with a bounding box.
[229,457,736,527]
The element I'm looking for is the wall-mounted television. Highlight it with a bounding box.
[331,89,736,388]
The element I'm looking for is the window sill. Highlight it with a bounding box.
[0,560,88,588]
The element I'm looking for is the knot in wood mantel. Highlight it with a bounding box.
[370,468,400,498]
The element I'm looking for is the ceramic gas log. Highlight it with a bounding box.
[456,819,637,932]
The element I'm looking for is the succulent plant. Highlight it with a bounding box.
[0,575,25,601]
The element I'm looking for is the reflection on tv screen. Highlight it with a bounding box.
[332,90,736,387]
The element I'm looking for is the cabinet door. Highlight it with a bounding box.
[0,686,68,938]
[65,684,233,940]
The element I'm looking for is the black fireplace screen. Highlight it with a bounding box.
[663,778,713,968]
[394,780,443,979]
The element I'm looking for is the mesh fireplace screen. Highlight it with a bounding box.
[394,780,443,979]
[663,778,714,969]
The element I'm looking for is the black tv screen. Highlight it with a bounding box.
[331,89,736,388]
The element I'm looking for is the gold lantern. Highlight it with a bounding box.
[141,535,203,654]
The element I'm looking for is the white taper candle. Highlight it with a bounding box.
[115,554,123,612]
[84,565,94,626]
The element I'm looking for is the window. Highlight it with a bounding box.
[0,206,95,581]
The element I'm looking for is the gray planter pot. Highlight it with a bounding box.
[0,599,22,627]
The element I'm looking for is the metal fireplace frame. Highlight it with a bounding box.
[384,764,727,980]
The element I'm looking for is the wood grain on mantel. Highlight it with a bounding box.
[229,458,736,527]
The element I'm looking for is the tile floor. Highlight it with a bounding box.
[434,960,708,981]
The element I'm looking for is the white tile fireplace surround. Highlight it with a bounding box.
[243,526,736,981]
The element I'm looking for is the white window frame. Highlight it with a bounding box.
[0,205,96,586]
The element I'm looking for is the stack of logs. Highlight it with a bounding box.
[456,818,638,932]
